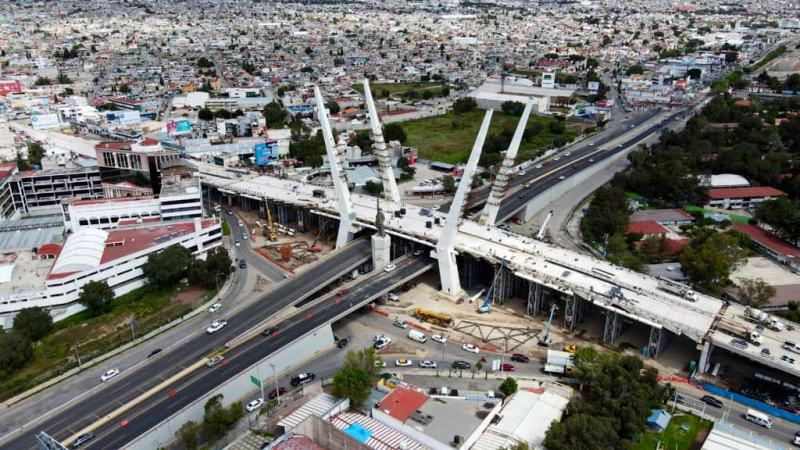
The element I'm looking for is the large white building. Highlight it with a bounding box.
[0,218,222,327]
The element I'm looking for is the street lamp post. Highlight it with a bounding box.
[270,363,280,404]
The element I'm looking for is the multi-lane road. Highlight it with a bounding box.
[1,239,371,449]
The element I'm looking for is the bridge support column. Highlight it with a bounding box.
[371,233,391,272]
[527,281,546,316]
[491,266,512,306]
[603,310,623,343]
[563,294,578,331]
[698,341,713,374]
[647,326,668,359]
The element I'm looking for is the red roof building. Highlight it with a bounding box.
[706,186,784,209]
[375,387,428,423]
[627,221,668,235]
[732,224,800,273]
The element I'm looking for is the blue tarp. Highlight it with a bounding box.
[647,409,672,431]
[343,423,372,443]
[703,382,800,425]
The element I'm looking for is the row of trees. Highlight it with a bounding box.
[178,394,243,450]
[197,108,245,121]
[0,307,53,379]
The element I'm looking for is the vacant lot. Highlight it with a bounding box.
[0,284,212,401]
[353,82,447,98]
[403,109,580,164]
[629,413,713,450]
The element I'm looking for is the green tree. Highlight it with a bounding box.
[383,123,407,144]
[205,247,232,284]
[501,101,525,116]
[680,232,747,294]
[499,377,518,397]
[580,185,629,243]
[442,175,456,193]
[755,197,800,245]
[201,394,243,442]
[626,65,645,75]
[332,366,372,407]
[142,244,192,290]
[544,414,621,450]
[34,77,52,86]
[196,56,214,68]
[177,420,201,450]
[0,331,33,377]
[363,180,384,196]
[13,307,52,341]
[737,278,776,307]
[78,280,115,316]
[349,130,372,151]
[56,73,73,84]
[549,120,566,135]
[197,108,214,121]
[453,97,477,114]
[118,83,130,94]
[26,142,46,166]
[343,347,380,381]
[290,131,325,167]
[263,101,288,128]
[325,101,340,114]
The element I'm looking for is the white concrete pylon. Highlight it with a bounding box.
[363,79,401,204]
[478,99,534,227]
[436,110,493,297]
[314,86,357,249]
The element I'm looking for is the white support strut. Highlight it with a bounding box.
[479,99,534,226]
[363,79,402,204]
[314,86,357,249]
[436,110,493,297]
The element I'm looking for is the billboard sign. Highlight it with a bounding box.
[587,81,600,92]
[118,110,141,125]
[30,113,60,130]
[254,139,279,166]
[287,104,314,113]
[167,119,192,135]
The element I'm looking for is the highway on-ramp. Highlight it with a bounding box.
[84,256,433,449]
[1,240,371,450]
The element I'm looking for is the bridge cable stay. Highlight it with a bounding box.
[362,79,402,204]
[314,86,358,249]
[436,110,493,297]
[478,99,534,227]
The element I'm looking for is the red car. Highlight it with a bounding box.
[268,387,287,399]
[500,363,516,372]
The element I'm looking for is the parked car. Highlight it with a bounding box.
[419,360,437,369]
[511,353,529,363]
[431,334,447,345]
[395,359,413,367]
[206,355,225,367]
[387,292,399,301]
[206,320,228,334]
[291,372,316,386]
[246,398,264,412]
[373,334,387,342]
[268,387,286,400]
[462,343,480,354]
[374,359,387,368]
[100,368,120,382]
[208,303,222,313]
[374,337,392,350]
[71,432,96,448]
[701,395,723,408]
[500,363,516,372]
[393,319,407,329]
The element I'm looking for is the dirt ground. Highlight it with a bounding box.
[173,286,207,305]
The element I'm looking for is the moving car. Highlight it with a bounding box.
[395,359,413,367]
[208,303,222,313]
[101,368,120,382]
[500,363,516,372]
[384,264,397,273]
[431,334,447,345]
[558,175,566,180]
[262,327,277,337]
[239,260,247,269]
[268,387,286,400]
[462,343,480,354]
[511,353,529,363]
[535,164,543,169]
[393,319,408,329]
[701,395,723,408]
[147,348,163,358]
[206,355,225,367]
[337,338,349,348]
[246,398,264,412]
[419,360,437,368]
[387,292,399,302]
[453,360,471,370]
[71,432,95,448]
[291,372,316,386]
[206,320,228,334]
[235,240,241,247]
[242,233,249,240]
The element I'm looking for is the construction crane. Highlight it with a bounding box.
[539,304,558,346]
[536,210,554,241]
[477,259,507,314]
[263,198,277,241]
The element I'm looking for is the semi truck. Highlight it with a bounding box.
[657,277,698,302]
[744,307,785,332]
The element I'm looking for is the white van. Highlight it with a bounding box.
[744,409,772,429]
[408,329,428,344]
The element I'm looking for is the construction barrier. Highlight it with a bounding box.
[702,382,800,425]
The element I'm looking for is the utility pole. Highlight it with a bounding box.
[129,317,137,342]
[270,363,280,404]
[73,341,82,368]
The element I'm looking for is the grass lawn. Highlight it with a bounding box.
[353,82,446,98]
[0,284,213,402]
[629,413,713,450]
[403,110,580,164]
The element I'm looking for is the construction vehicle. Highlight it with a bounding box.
[263,198,277,241]
[477,259,507,314]
[543,350,574,375]
[744,306,785,332]
[656,277,698,302]
[718,321,764,346]
[413,308,453,327]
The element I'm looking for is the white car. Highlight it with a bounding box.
[462,343,480,354]
[246,398,264,412]
[559,176,566,180]
[419,360,437,368]
[431,205,441,211]
[208,303,222,313]
[535,164,543,169]
[206,320,228,334]
[101,368,120,382]
[384,264,397,273]
[373,334,387,342]
[395,359,413,367]
[374,337,392,350]
[431,334,447,345]
[413,249,424,256]
[387,292,399,301]
[564,152,571,156]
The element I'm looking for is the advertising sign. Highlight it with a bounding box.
[0,80,22,96]
[118,110,141,125]
[587,81,600,92]
[287,104,314,113]
[30,113,60,130]
[167,119,192,135]
[254,139,279,166]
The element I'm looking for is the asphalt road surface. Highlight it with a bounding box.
[2,240,371,450]
[226,211,286,282]
[85,256,432,449]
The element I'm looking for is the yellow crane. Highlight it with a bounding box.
[264,199,277,241]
